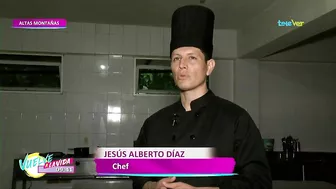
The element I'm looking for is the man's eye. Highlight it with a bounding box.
[189,56,197,60]
[173,57,180,61]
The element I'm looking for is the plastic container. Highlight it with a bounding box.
[263,138,275,151]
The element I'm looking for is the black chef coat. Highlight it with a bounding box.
[132,90,272,189]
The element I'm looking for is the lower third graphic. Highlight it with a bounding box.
[38,157,75,174]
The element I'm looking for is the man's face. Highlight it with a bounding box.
[171,47,215,91]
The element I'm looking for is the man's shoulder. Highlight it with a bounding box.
[212,96,246,116]
[146,101,179,122]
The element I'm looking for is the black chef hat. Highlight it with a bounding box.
[170,5,215,59]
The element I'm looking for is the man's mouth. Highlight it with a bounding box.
[178,74,188,80]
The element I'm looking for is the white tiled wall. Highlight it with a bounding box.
[0,18,237,189]
[0,19,237,58]
[0,54,181,188]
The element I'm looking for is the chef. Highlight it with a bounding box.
[132,5,272,189]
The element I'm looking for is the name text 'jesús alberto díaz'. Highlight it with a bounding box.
[104,149,185,158]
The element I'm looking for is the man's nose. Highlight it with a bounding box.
[178,58,187,69]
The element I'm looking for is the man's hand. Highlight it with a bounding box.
[162,182,219,189]
[162,181,196,189]
[155,177,176,189]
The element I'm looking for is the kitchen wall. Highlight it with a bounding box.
[259,61,336,152]
[0,18,237,189]
[230,59,336,152]
[1,16,335,189]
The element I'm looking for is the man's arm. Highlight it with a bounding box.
[132,120,154,189]
[220,110,272,189]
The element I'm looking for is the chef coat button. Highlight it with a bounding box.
[195,113,200,117]
[190,135,196,140]
[172,135,176,141]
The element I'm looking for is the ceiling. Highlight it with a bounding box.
[261,27,336,63]
[0,0,275,29]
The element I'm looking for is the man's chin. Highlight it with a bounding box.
[177,85,195,92]
[176,82,207,92]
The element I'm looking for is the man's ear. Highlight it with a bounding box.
[206,59,215,76]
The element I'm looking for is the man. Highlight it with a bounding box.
[132,5,272,189]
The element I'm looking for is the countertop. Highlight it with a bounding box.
[273,181,336,189]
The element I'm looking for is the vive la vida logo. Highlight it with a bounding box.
[19,153,53,178]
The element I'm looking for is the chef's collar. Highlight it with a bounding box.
[175,90,215,113]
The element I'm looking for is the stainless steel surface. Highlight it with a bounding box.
[273,181,336,189]
[72,158,96,176]
[13,180,132,189]
[95,176,129,179]
[72,180,132,189]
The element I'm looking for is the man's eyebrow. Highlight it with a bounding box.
[186,53,197,56]
[172,53,198,56]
